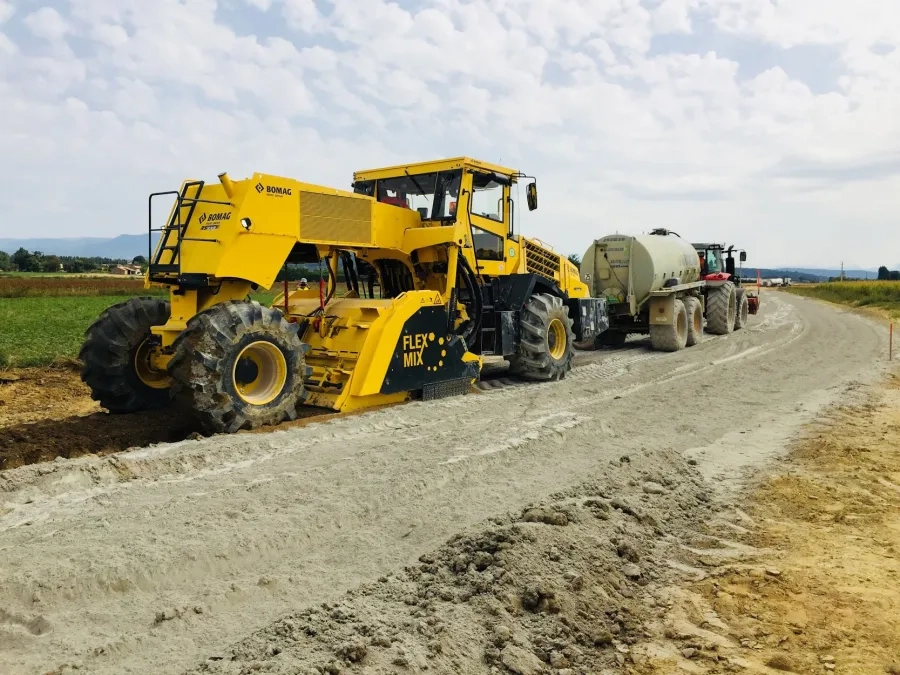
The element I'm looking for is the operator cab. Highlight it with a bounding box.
[351,157,538,275]
[693,243,747,280]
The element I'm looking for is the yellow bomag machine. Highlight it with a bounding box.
[79,157,608,433]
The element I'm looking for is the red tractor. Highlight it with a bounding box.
[692,243,760,334]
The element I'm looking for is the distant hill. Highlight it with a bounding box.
[779,267,880,280]
[0,235,147,260]
[739,268,825,282]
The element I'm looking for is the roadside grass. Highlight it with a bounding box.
[784,281,900,318]
[0,289,280,368]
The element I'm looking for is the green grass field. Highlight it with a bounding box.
[784,281,900,318]
[0,289,281,368]
[0,296,136,367]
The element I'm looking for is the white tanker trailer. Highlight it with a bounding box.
[579,228,734,351]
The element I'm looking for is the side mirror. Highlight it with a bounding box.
[526,183,538,211]
[740,251,747,262]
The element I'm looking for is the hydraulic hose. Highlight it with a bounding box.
[457,253,483,349]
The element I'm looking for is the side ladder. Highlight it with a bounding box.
[148,181,205,280]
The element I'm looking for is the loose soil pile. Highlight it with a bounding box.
[185,448,714,675]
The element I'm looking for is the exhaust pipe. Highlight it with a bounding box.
[218,172,235,198]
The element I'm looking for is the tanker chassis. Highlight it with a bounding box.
[579,228,735,352]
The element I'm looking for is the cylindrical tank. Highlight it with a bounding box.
[580,232,700,307]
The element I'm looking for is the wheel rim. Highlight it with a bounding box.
[133,339,170,390]
[233,341,288,406]
[548,318,567,359]
[677,307,687,339]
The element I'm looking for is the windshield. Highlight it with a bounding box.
[703,249,723,273]
[354,170,462,221]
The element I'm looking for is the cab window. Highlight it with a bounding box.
[473,226,504,261]
[470,172,504,223]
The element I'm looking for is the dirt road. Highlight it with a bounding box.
[0,292,887,675]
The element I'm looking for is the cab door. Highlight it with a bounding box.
[464,170,514,277]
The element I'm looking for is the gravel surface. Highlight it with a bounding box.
[0,292,887,675]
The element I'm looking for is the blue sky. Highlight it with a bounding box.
[1,0,898,268]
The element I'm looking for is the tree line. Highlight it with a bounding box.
[0,248,147,273]
[877,266,900,281]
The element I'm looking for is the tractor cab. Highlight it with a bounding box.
[693,243,747,282]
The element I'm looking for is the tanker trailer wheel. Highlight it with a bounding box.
[705,281,736,335]
[734,290,749,330]
[682,296,704,347]
[168,300,309,434]
[508,293,575,381]
[79,297,172,413]
[649,298,688,352]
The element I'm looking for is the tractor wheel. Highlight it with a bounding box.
[508,293,575,381]
[79,297,172,413]
[168,301,309,434]
[683,296,703,346]
[594,330,628,349]
[649,298,688,352]
[734,291,750,330]
[705,281,736,335]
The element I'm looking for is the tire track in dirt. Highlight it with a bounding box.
[0,292,887,675]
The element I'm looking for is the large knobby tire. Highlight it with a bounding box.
[706,281,736,335]
[508,293,575,381]
[79,297,172,414]
[649,298,688,352]
[168,301,309,434]
[682,296,703,347]
[734,290,749,330]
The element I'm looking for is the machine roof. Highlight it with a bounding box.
[353,156,519,181]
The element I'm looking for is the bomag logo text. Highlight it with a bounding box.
[402,332,430,367]
[206,212,231,222]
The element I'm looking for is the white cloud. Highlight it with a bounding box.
[0,1,14,25]
[23,7,70,41]
[0,0,899,268]
[652,0,700,35]
[90,23,128,48]
[704,0,900,50]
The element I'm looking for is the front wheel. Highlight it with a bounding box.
[508,293,575,381]
[167,301,310,434]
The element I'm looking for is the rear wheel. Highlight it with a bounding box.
[683,296,703,347]
[508,293,574,381]
[706,281,736,335]
[649,298,688,352]
[734,291,749,330]
[168,301,309,434]
[79,297,172,413]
